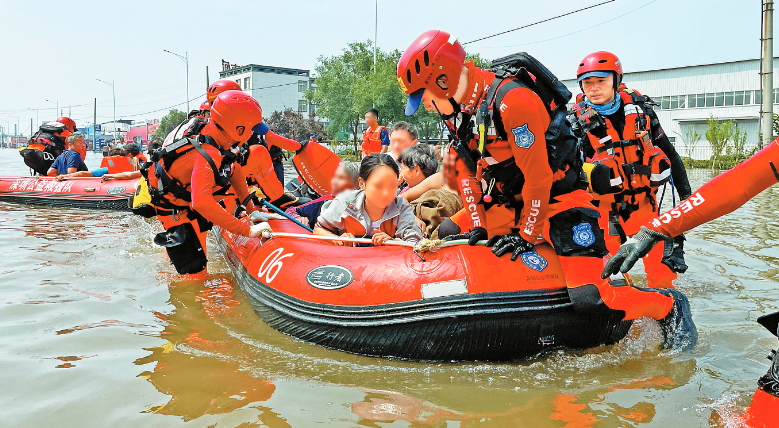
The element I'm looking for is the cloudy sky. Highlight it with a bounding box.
[0,0,765,134]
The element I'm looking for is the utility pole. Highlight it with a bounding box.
[97,79,116,142]
[206,66,210,89]
[30,118,32,138]
[45,100,57,121]
[94,98,97,152]
[164,49,189,112]
[762,0,774,148]
[373,0,378,74]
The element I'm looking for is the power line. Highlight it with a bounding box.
[477,0,657,49]
[462,0,617,45]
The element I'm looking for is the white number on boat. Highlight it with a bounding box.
[258,248,294,284]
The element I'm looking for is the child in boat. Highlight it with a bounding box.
[293,161,360,227]
[314,154,423,246]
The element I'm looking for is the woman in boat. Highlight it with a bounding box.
[314,154,423,246]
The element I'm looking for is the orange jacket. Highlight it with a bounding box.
[361,126,389,157]
[100,155,135,173]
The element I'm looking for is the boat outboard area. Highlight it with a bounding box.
[3,4,779,425]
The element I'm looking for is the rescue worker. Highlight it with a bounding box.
[361,108,389,157]
[397,30,696,350]
[243,123,305,208]
[143,90,269,275]
[163,80,242,146]
[571,52,692,289]
[21,117,77,175]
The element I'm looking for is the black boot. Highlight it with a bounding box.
[657,288,698,351]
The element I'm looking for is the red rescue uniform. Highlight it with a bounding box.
[242,131,302,200]
[361,125,389,157]
[449,63,674,321]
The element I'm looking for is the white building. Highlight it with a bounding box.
[219,64,316,118]
[561,58,779,160]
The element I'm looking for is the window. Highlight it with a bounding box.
[688,94,697,108]
[715,92,724,107]
[670,96,678,109]
[755,90,762,104]
[735,91,744,105]
[309,103,316,115]
[725,92,734,106]
[243,77,250,90]
[678,95,686,109]
[235,79,240,86]
[668,137,676,143]
[745,90,752,104]
[661,96,670,110]
[774,88,779,104]
[705,93,715,107]
[298,80,307,92]
[298,100,307,112]
[697,94,706,107]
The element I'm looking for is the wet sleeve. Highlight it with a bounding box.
[91,167,109,177]
[500,87,554,242]
[380,128,390,146]
[393,198,423,243]
[190,147,250,237]
[650,111,692,200]
[266,131,302,152]
[230,164,251,207]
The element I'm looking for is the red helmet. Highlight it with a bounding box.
[199,101,210,111]
[209,90,262,144]
[397,30,466,116]
[206,79,242,104]
[56,116,77,132]
[577,51,623,86]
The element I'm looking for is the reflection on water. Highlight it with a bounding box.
[0,149,777,427]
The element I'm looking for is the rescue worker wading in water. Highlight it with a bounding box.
[143,90,269,275]
[571,52,692,289]
[397,30,697,350]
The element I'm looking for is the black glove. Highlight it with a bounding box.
[661,234,688,273]
[446,227,488,246]
[601,226,672,279]
[296,138,309,154]
[486,233,534,261]
[578,108,609,139]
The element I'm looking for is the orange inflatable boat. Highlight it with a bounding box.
[215,219,633,361]
[0,176,138,210]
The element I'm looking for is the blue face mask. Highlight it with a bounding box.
[585,94,621,116]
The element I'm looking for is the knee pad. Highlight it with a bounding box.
[436,218,461,239]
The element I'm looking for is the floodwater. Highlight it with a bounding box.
[0,147,777,427]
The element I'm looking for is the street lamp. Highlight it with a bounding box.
[96,79,116,142]
[45,99,58,121]
[163,49,189,113]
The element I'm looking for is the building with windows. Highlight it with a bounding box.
[218,64,317,118]
[561,58,779,159]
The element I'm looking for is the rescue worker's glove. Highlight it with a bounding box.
[486,233,534,261]
[661,234,688,273]
[446,227,488,246]
[296,138,309,155]
[249,221,272,238]
[578,108,609,139]
[601,226,673,278]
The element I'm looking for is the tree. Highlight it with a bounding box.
[466,53,492,69]
[731,124,747,162]
[682,126,701,165]
[265,108,328,144]
[154,109,187,138]
[705,115,734,169]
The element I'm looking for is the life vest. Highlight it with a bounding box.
[573,88,671,215]
[361,125,388,157]
[100,155,135,173]
[20,122,71,175]
[142,135,242,212]
[454,52,587,217]
[342,215,397,238]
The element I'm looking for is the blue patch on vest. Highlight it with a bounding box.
[520,250,547,272]
[511,124,535,149]
[572,223,596,247]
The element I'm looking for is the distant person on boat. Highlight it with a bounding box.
[388,121,418,162]
[102,144,109,157]
[361,108,389,157]
[99,147,136,173]
[124,143,147,164]
[397,30,696,351]
[144,90,269,275]
[54,148,125,180]
[293,160,360,227]
[314,154,423,246]
[47,133,89,176]
[571,51,692,289]
[398,144,463,237]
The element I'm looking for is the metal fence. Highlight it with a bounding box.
[673,142,759,160]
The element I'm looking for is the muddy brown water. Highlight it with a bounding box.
[0,148,777,427]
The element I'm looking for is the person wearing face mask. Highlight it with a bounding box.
[314,154,422,246]
[570,52,692,290]
[143,90,268,275]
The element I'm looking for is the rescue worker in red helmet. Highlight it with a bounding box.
[398,29,696,351]
[207,80,243,104]
[144,90,269,275]
[56,117,78,132]
[571,51,692,290]
[199,101,211,120]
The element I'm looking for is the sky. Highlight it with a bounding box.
[0,0,767,135]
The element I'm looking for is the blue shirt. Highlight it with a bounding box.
[51,150,88,175]
[380,128,390,146]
